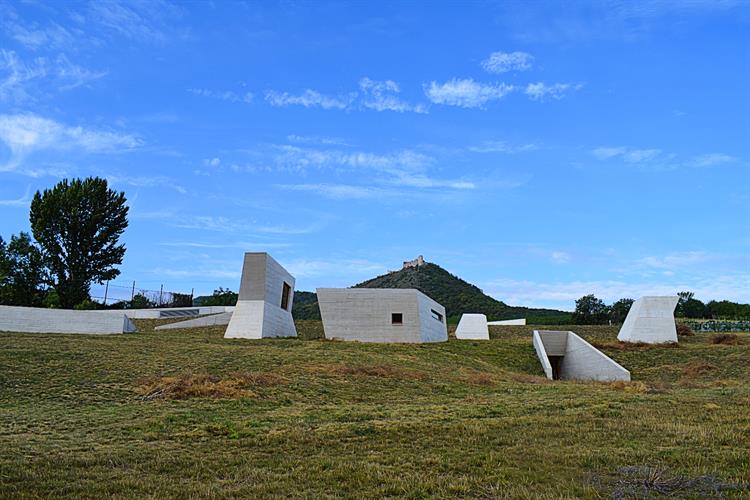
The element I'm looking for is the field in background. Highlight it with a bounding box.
[1,321,748,497]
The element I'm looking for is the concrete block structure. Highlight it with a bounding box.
[533,330,630,381]
[617,296,679,344]
[317,288,447,343]
[155,311,233,330]
[455,313,489,340]
[102,305,234,320]
[487,318,526,326]
[224,253,297,339]
[0,305,136,335]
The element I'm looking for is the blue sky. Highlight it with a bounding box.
[1,0,749,310]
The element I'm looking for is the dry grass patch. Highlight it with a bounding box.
[592,465,745,498]
[682,361,716,378]
[606,381,651,394]
[709,333,743,345]
[136,371,286,400]
[507,372,549,384]
[457,370,499,386]
[593,340,679,351]
[676,323,695,336]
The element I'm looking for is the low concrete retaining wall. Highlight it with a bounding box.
[155,311,233,330]
[0,305,136,335]
[488,318,526,326]
[533,330,630,382]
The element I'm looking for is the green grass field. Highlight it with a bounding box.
[1,321,748,498]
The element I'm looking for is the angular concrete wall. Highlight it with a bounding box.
[317,288,447,343]
[154,311,233,330]
[100,305,234,320]
[617,296,679,344]
[0,305,136,335]
[224,253,297,339]
[487,318,526,326]
[455,313,489,340]
[533,330,630,382]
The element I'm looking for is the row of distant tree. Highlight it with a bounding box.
[572,291,750,325]
[0,178,129,310]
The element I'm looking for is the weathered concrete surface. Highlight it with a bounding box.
[0,305,136,335]
[618,296,679,344]
[317,288,447,343]
[101,306,234,320]
[154,311,233,330]
[533,330,630,382]
[224,253,297,339]
[487,318,526,326]
[455,313,489,340]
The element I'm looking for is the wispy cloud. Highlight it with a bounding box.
[481,51,533,73]
[159,241,293,249]
[525,82,582,101]
[265,89,353,110]
[358,77,428,113]
[170,215,323,235]
[424,79,515,108]
[265,77,427,112]
[105,174,187,194]
[0,186,32,207]
[187,88,253,104]
[286,134,351,146]
[468,140,538,153]
[0,50,106,102]
[592,146,737,169]
[279,183,397,200]
[86,0,185,44]
[0,113,141,172]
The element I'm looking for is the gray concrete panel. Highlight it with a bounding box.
[0,305,135,335]
[455,313,489,340]
[618,296,679,344]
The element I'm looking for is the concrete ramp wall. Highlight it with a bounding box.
[533,330,630,382]
[488,318,526,326]
[154,311,233,330]
[618,296,678,344]
[0,305,136,335]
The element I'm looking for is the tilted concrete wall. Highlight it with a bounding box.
[533,330,630,382]
[100,305,234,320]
[487,318,526,326]
[455,313,489,340]
[154,311,233,330]
[618,296,679,344]
[0,305,136,335]
[317,288,447,343]
[224,253,297,339]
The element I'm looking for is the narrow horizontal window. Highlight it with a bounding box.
[431,309,443,323]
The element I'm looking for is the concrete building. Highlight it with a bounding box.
[487,318,526,326]
[0,305,136,335]
[533,330,630,381]
[617,296,679,344]
[224,252,297,339]
[317,288,447,343]
[455,313,489,340]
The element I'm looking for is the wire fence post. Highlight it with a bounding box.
[159,284,164,307]
[131,281,136,301]
[190,287,194,306]
[103,281,109,305]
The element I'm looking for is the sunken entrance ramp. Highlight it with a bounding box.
[532,330,630,381]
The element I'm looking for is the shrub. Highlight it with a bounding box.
[676,323,695,336]
[73,299,99,310]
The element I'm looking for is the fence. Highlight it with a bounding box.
[681,320,750,332]
[89,280,194,308]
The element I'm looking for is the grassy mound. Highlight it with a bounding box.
[0,321,747,497]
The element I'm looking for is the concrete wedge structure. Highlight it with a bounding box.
[533,330,630,381]
[455,313,489,340]
[317,288,447,343]
[224,253,297,339]
[487,318,526,326]
[617,296,679,344]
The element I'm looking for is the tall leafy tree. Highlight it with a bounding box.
[609,298,634,324]
[0,233,48,306]
[30,178,128,308]
[572,294,610,325]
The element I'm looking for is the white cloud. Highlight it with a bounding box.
[203,157,221,167]
[525,82,581,101]
[468,141,538,153]
[187,88,253,103]
[0,50,106,102]
[279,183,396,200]
[0,113,141,172]
[424,79,515,108]
[481,51,533,73]
[0,186,32,207]
[551,251,571,263]
[688,153,736,167]
[286,134,351,146]
[265,89,353,110]
[86,0,184,44]
[358,77,428,113]
[105,174,186,194]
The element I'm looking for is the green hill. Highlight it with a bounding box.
[293,261,570,323]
